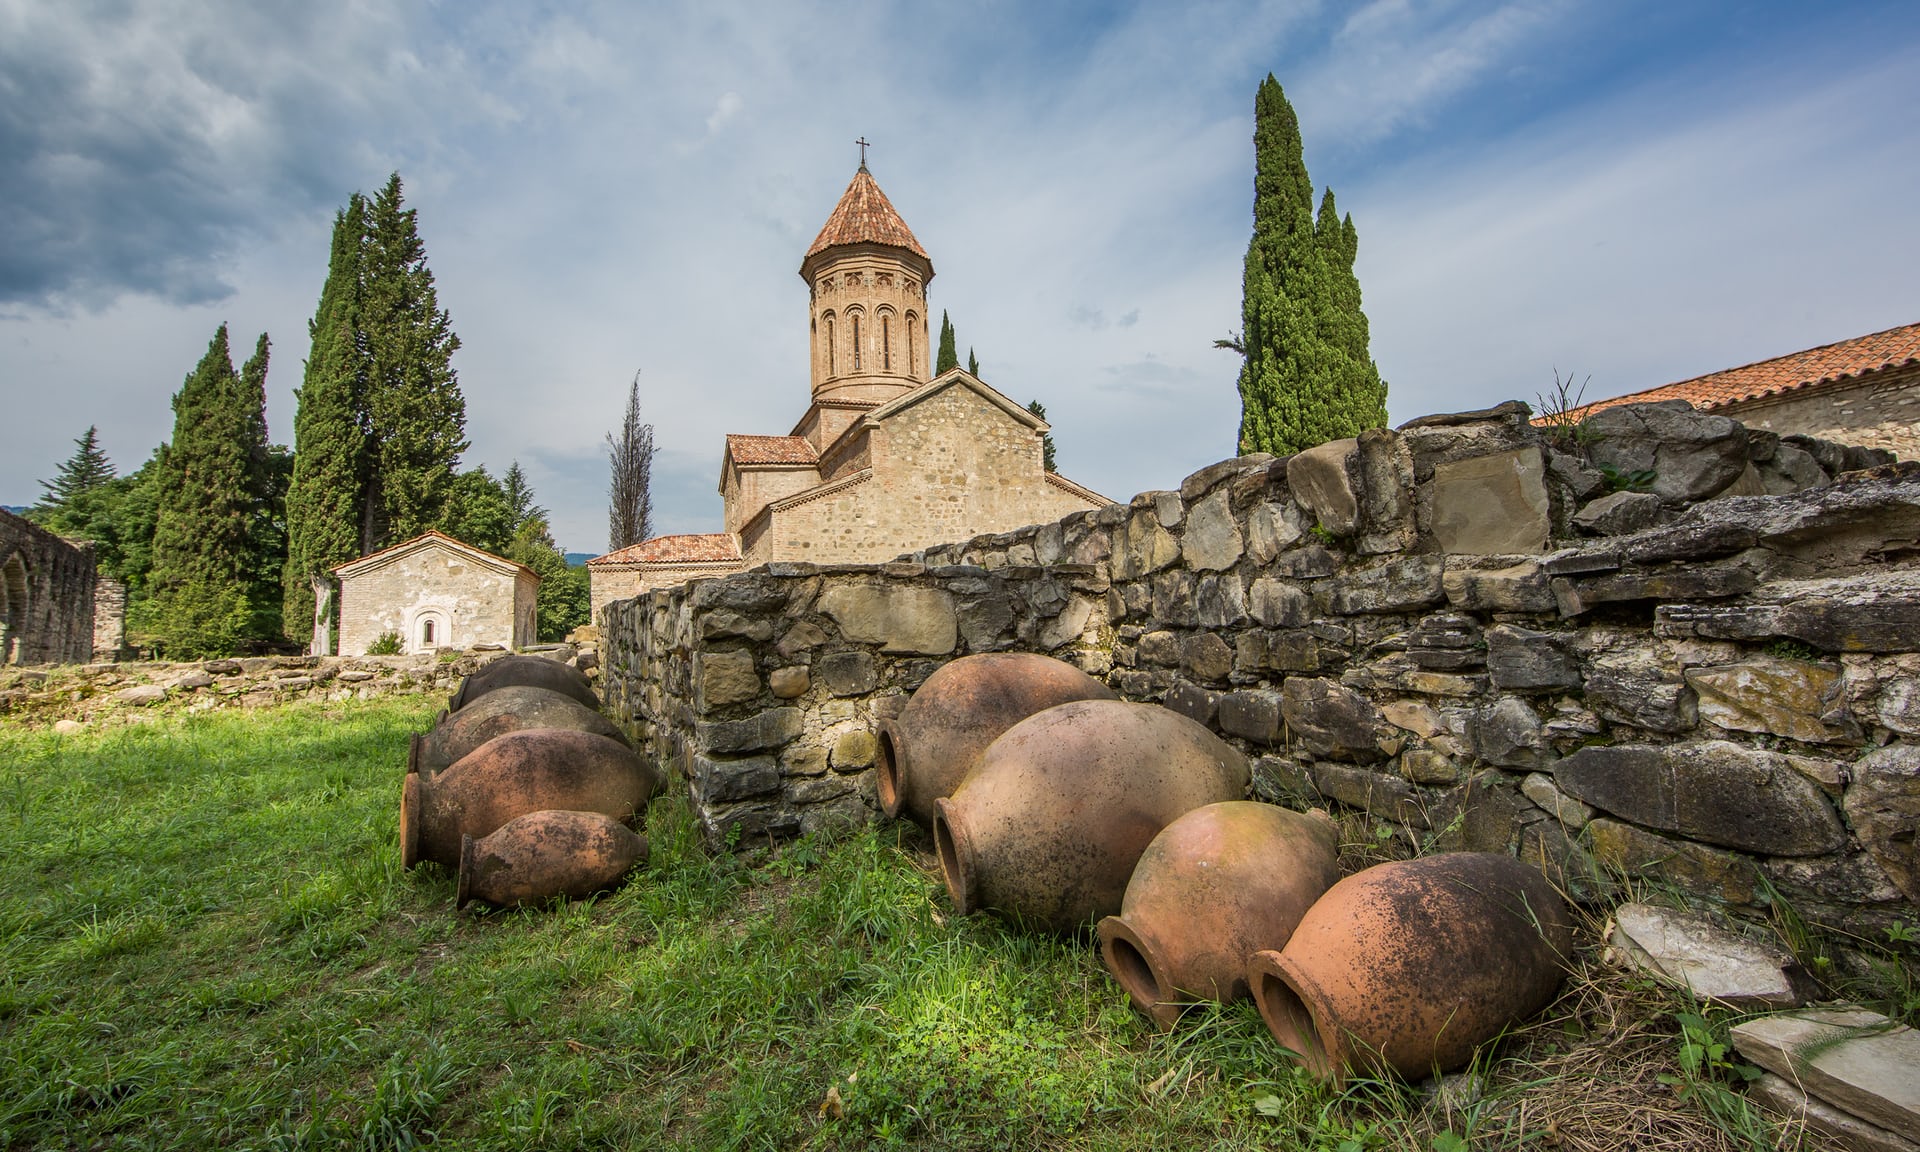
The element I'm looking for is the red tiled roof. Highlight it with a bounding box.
[1574,320,1920,418]
[726,434,819,466]
[589,533,741,566]
[805,168,927,260]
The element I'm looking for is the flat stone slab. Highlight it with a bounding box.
[1750,1073,1920,1152]
[1731,1008,1920,1142]
[1606,903,1799,1008]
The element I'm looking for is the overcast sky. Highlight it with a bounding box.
[4,1,1917,554]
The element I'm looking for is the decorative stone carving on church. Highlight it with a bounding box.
[588,164,1112,611]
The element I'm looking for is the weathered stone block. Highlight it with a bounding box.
[700,610,775,642]
[1401,748,1458,784]
[1553,563,1758,616]
[1248,577,1309,628]
[1556,741,1846,856]
[1521,771,1592,829]
[1219,689,1282,745]
[957,593,1016,651]
[1181,632,1234,683]
[695,754,781,802]
[817,584,956,655]
[1312,763,1426,826]
[1181,488,1244,571]
[1271,545,1338,578]
[1151,570,1198,627]
[1325,556,1445,615]
[1247,501,1308,564]
[769,666,810,699]
[1731,1009,1920,1143]
[1428,446,1551,555]
[1585,817,1762,905]
[1585,649,1696,733]
[1288,438,1362,536]
[1843,744,1920,904]
[1608,903,1801,1008]
[698,707,804,755]
[1113,507,1181,580]
[1138,630,1181,667]
[696,649,760,711]
[830,730,877,771]
[815,650,878,696]
[1583,401,1750,502]
[1281,677,1388,763]
[1355,428,1416,554]
[1572,490,1665,536]
[1162,680,1218,727]
[1486,624,1582,692]
[1470,696,1550,769]
[1686,656,1861,745]
[1195,573,1248,628]
[1880,678,1920,735]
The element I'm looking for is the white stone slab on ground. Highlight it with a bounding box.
[1607,902,1801,1008]
[1749,1072,1920,1152]
[1732,1008,1920,1143]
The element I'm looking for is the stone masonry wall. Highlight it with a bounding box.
[603,399,1920,938]
[0,509,97,666]
[1726,364,1920,463]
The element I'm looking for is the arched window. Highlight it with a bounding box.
[825,314,836,375]
[906,312,918,375]
[2,553,28,665]
[882,314,891,371]
[852,313,862,372]
[421,618,435,646]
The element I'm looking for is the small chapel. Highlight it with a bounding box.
[589,162,1111,618]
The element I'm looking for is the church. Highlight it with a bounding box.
[589,163,1111,618]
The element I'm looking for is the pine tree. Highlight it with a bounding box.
[146,325,265,657]
[967,348,979,377]
[606,372,655,551]
[1233,75,1388,456]
[936,311,958,374]
[32,428,116,517]
[1027,400,1057,472]
[284,195,372,641]
[362,173,466,545]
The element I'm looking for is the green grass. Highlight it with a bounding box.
[0,699,1811,1151]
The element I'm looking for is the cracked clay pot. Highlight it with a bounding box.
[401,728,659,869]
[448,654,599,714]
[457,809,648,909]
[933,699,1251,935]
[1097,801,1339,1030]
[410,685,629,778]
[1249,852,1573,1084]
[877,652,1117,827]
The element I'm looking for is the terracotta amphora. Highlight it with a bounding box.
[401,728,659,869]
[448,654,599,714]
[933,699,1250,934]
[1097,801,1339,1030]
[1248,852,1573,1084]
[877,652,1117,827]
[456,809,648,909]
[410,685,629,778]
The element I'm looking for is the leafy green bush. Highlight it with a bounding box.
[366,630,402,655]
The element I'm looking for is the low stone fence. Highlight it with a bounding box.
[0,643,598,726]
[603,400,1919,938]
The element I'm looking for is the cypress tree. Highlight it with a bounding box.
[1027,400,1057,472]
[936,311,958,374]
[362,174,467,545]
[284,195,371,642]
[606,372,655,552]
[235,334,288,640]
[1234,75,1388,456]
[967,347,979,377]
[146,325,262,657]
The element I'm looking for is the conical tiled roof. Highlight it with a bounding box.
[805,167,927,260]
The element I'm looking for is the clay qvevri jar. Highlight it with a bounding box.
[1097,801,1339,1030]
[410,685,629,777]
[1249,852,1573,1084]
[933,699,1251,934]
[877,652,1117,827]
[457,809,648,909]
[448,654,599,714]
[400,728,659,869]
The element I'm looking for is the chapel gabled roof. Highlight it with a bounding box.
[588,533,742,566]
[1570,319,1920,419]
[331,530,538,582]
[805,167,928,260]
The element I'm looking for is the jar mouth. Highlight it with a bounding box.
[875,720,905,820]
[1250,949,1337,1081]
[932,799,974,915]
[399,773,422,870]
[1097,917,1185,1031]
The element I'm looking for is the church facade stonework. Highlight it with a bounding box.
[590,166,1109,610]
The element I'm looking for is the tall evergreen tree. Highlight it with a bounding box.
[32,428,116,515]
[1233,75,1388,457]
[1027,400,1057,472]
[362,173,467,545]
[967,347,979,377]
[236,334,287,640]
[146,325,270,657]
[284,195,371,640]
[936,311,958,374]
[606,372,655,551]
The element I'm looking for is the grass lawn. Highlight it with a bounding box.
[0,698,1843,1150]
